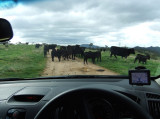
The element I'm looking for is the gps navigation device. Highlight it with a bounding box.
[129,69,150,85]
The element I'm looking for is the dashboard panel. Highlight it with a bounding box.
[0,78,160,119]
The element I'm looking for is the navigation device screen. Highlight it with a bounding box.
[129,70,150,85]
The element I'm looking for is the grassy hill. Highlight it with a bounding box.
[0,44,46,78]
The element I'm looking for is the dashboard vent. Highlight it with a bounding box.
[14,95,44,102]
[146,93,160,99]
[148,100,160,119]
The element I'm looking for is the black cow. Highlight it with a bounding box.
[51,49,62,62]
[79,47,86,57]
[84,51,96,64]
[67,45,74,59]
[43,45,48,57]
[48,44,57,50]
[43,45,49,54]
[110,46,135,59]
[84,50,102,64]
[134,54,150,64]
[72,45,85,59]
[44,44,57,55]
[60,46,69,60]
[95,51,101,62]
[51,48,56,61]
[35,44,41,48]
[64,45,85,60]
[72,45,79,60]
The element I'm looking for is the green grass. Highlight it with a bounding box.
[0,44,46,78]
[96,51,160,76]
[85,49,98,52]
[1,45,159,78]
[84,49,160,76]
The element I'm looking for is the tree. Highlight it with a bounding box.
[89,43,93,49]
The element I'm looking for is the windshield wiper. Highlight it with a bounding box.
[0,78,25,82]
[152,75,160,80]
[0,75,130,82]
[0,75,159,82]
[52,75,129,79]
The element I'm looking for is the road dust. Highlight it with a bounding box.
[42,52,118,76]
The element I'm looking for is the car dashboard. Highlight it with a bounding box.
[0,78,160,119]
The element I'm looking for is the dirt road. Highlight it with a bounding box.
[42,53,118,76]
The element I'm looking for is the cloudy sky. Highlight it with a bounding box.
[1,0,160,47]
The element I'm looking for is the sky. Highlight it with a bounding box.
[1,0,160,47]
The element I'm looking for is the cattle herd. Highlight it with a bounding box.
[41,44,102,64]
[35,44,151,64]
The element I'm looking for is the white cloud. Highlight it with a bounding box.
[1,0,160,47]
[120,22,160,47]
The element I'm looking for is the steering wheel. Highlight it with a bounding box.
[34,88,152,119]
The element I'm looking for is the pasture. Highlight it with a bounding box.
[0,44,46,78]
[0,44,159,78]
[88,50,160,76]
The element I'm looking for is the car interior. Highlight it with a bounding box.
[1,1,160,119]
[0,65,160,119]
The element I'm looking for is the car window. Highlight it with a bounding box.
[0,0,160,78]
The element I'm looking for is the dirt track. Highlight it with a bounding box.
[42,52,118,76]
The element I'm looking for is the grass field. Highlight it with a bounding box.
[0,44,46,78]
[0,44,159,78]
[85,49,160,76]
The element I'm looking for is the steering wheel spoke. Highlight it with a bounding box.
[80,96,96,119]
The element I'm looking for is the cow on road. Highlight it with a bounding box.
[51,49,62,62]
[84,51,101,64]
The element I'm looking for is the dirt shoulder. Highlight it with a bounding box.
[41,53,119,76]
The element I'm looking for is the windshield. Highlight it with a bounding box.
[0,0,160,78]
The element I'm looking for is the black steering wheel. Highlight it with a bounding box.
[34,88,152,119]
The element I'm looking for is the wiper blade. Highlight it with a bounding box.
[0,75,129,82]
[0,75,159,82]
[151,75,160,80]
[0,78,24,81]
[54,75,129,79]
[24,75,129,80]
